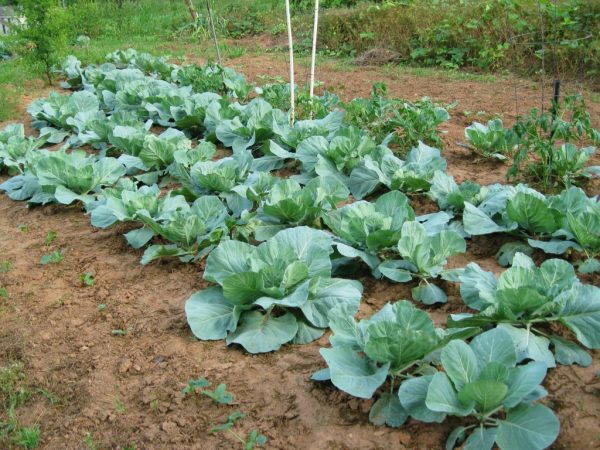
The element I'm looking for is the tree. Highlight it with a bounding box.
[16,0,68,84]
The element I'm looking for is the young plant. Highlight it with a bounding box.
[210,412,267,450]
[313,301,477,427]
[463,118,517,160]
[450,253,600,367]
[28,91,102,143]
[80,273,95,286]
[182,378,233,404]
[40,250,63,265]
[185,227,363,353]
[377,221,466,304]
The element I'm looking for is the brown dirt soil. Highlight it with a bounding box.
[1,47,600,450]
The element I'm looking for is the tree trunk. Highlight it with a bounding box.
[183,0,199,22]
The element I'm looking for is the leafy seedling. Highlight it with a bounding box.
[182,378,210,395]
[45,230,57,245]
[17,224,29,233]
[182,378,234,405]
[97,304,107,312]
[80,272,95,286]
[202,383,234,405]
[211,412,267,449]
[0,287,8,298]
[111,329,128,336]
[39,250,63,265]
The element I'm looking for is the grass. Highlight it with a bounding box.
[0,363,41,449]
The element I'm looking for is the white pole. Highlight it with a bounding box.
[285,0,295,126]
[309,0,320,118]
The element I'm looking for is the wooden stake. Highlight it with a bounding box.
[184,0,199,22]
[285,0,295,126]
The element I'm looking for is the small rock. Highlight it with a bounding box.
[117,358,132,374]
[161,421,178,434]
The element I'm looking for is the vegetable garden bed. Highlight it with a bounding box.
[0,49,598,450]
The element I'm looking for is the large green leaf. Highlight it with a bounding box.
[441,340,479,390]
[399,375,446,423]
[470,328,517,369]
[497,324,554,368]
[300,278,362,328]
[496,404,559,450]
[458,380,508,414]
[204,240,254,284]
[185,287,240,340]
[503,361,547,408]
[463,427,497,450]
[225,311,298,353]
[369,393,408,427]
[222,272,265,305]
[558,285,600,348]
[550,336,592,367]
[506,193,558,235]
[320,347,390,399]
[425,372,474,416]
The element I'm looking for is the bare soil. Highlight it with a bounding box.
[0,47,599,450]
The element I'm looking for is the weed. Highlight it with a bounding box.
[0,288,8,299]
[13,425,40,449]
[17,225,29,233]
[114,398,126,414]
[83,433,97,450]
[0,261,12,273]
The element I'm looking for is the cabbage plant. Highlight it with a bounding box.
[425,328,559,450]
[313,300,477,426]
[450,253,600,367]
[377,221,466,304]
[0,149,125,205]
[250,176,349,240]
[464,119,517,160]
[348,142,446,198]
[185,227,363,353]
[215,98,289,153]
[0,124,45,174]
[135,195,231,265]
[28,91,102,143]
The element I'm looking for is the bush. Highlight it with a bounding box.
[15,0,69,84]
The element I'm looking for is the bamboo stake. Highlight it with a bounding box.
[184,0,199,22]
[285,0,295,126]
[205,0,222,65]
[309,0,320,118]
